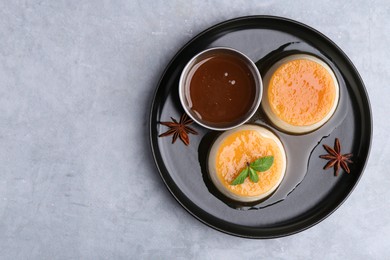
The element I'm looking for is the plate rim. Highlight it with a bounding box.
[148,15,373,238]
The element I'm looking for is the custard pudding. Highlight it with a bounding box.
[208,125,287,202]
[261,54,339,134]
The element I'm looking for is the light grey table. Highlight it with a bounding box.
[0,1,388,259]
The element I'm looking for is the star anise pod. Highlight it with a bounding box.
[159,113,198,146]
[319,138,353,176]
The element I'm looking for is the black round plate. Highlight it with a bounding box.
[149,16,372,238]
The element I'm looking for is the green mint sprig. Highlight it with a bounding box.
[230,156,274,185]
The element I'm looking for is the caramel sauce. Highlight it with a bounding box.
[186,54,256,124]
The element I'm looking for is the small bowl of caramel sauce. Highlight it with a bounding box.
[179,47,263,131]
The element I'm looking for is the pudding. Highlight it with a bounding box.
[208,125,287,202]
[261,54,339,134]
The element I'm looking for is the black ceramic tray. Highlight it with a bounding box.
[149,16,372,238]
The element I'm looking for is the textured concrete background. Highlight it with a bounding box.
[0,0,389,259]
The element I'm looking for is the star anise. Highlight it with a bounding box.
[319,138,353,176]
[159,113,198,146]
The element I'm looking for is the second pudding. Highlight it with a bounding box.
[262,54,339,134]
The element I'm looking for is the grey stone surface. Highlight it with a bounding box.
[0,0,388,259]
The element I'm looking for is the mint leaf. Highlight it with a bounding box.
[250,156,274,172]
[231,167,249,185]
[230,156,274,186]
[249,167,259,183]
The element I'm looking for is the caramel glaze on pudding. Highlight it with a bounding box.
[208,125,287,202]
[262,54,339,134]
